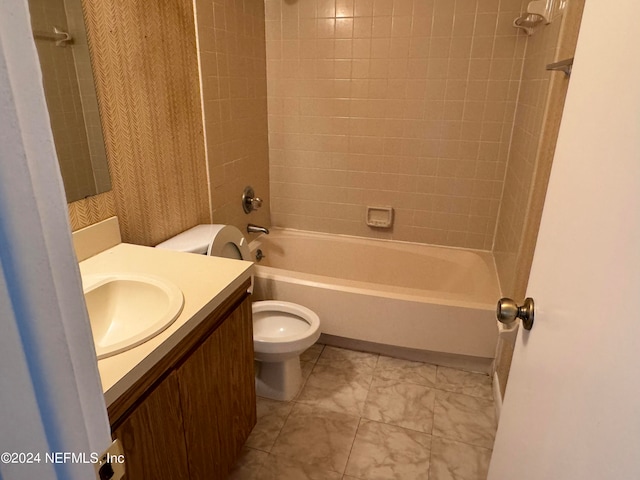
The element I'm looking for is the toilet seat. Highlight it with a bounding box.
[206,225,251,260]
[252,301,321,358]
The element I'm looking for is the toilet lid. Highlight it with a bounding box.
[155,224,251,260]
[155,225,218,254]
[208,225,251,260]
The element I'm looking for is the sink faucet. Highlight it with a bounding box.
[247,223,269,235]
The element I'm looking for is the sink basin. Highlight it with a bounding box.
[83,273,184,359]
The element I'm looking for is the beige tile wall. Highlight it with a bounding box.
[493,0,585,299]
[266,0,527,249]
[196,0,271,237]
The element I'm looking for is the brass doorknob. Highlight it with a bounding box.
[496,297,535,330]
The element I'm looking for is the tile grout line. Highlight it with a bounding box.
[257,345,325,468]
[254,344,328,474]
[343,416,365,479]
[430,431,494,452]
[245,343,496,478]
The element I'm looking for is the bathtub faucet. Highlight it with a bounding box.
[247,223,270,235]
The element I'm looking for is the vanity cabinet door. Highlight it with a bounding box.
[113,371,190,479]
[177,297,256,479]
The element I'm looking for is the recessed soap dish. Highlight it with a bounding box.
[366,206,394,228]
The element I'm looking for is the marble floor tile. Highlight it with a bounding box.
[271,403,360,474]
[345,419,431,480]
[301,343,325,363]
[290,360,316,400]
[308,363,374,387]
[240,347,497,480]
[362,378,436,433]
[297,372,370,416]
[258,454,343,480]
[228,447,269,480]
[433,391,497,449]
[301,360,315,380]
[429,437,492,480]
[317,346,379,373]
[374,356,438,387]
[435,367,493,400]
[246,397,294,452]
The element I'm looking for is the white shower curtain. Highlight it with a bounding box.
[0,1,111,479]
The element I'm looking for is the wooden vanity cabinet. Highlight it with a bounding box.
[112,372,190,479]
[109,281,256,479]
[177,296,255,478]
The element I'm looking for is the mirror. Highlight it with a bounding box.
[28,0,111,202]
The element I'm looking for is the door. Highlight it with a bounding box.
[488,1,640,479]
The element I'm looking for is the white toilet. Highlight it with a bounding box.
[156,224,320,401]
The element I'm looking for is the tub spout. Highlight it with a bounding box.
[247,223,269,235]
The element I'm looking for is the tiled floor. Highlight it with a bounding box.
[230,344,497,480]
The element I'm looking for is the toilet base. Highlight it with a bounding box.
[255,356,303,401]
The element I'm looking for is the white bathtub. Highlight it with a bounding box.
[250,229,500,368]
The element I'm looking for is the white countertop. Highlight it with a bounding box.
[79,243,253,407]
